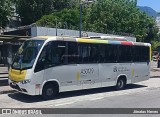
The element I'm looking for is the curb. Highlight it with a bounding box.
[151,68,160,71]
[150,76,160,78]
[0,74,8,79]
[0,89,16,94]
[0,78,8,86]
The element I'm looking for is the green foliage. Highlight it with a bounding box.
[85,0,158,42]
[36,0,158,43]
[15,0,79,25]
[52,0,79,11]
[151,41,160,51]
[15,0,55,25]
[0,0,13,28]
[36,15,59,28]
[36,8,80,30]
[151,33,160,50]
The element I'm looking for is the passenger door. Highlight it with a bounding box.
[78,43,100,89]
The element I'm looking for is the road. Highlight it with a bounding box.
[0,78,160,116]
[0,78,160,108]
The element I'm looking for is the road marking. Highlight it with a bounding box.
[55,101,75,106]
[89,97,104,101]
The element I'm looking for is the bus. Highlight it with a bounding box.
[8,36,151,99]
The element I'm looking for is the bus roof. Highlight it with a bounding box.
[32,36,151,47]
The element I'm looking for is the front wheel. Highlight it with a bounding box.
[42,84,58,100]
[116,78,126,90]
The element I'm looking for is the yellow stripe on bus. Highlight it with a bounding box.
[77,38,108,44]
[9,68,26,82]
[149,46,152,61]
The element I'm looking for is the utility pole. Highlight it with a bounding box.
[79,0,82,38]
[56,20,57,36]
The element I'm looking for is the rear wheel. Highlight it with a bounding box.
[116,78,126,90]
[42,84,58,100]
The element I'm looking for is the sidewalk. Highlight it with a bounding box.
[150,69,160,78]
[0,67,8,78]
[150,61,160,78]
[0,67,8,73]
[0,67,12,94]
[0,85,16,94]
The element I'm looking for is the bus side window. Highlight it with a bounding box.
[67,42,78,64]
[118,45,132,62]
[90,44,99,63]
[51,41,66,65]
[133,46,142,62]
[77,43,99,64]
[142,46,150,62]
[108,45,118,63]
[52,48,60,65]
[99,45,105,63]
[78,43,89,63]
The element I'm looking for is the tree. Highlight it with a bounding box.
[0,0,13,28]
[36,1,89,30]
[15,0,78,26]
[85,0,158,42]
[36,8,80,30]
[52,0,79,11]
[36,0,158,43]
[151,33,160,50]
[15,0,55,25]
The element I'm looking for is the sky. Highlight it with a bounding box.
[137,0,160,12]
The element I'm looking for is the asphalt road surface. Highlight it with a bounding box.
[0,78,160,117]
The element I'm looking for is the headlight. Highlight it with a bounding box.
[20,79,31,84]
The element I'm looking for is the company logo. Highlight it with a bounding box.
[2,109,11,114]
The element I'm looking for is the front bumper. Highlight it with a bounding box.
[8,79,40,96]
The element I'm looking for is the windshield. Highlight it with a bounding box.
[12,40,44,70]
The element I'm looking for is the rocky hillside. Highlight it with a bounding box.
[137,6,157,18]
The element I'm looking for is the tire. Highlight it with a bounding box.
[42,84,58,100]
[116,78,126,90]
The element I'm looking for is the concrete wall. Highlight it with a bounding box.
[31,27,136,42]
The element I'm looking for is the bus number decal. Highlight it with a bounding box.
[80,68,94,75]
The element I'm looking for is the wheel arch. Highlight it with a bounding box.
[40,79,60,95]
[116,74,127,85]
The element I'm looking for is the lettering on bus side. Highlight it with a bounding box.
[80,68,94,75]
[117,67,129,72]
[113,66,130,72]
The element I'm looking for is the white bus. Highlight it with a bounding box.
[9,36,151,99]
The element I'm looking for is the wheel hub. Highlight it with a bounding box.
[118,80,123,88]
[46,88,53,96]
